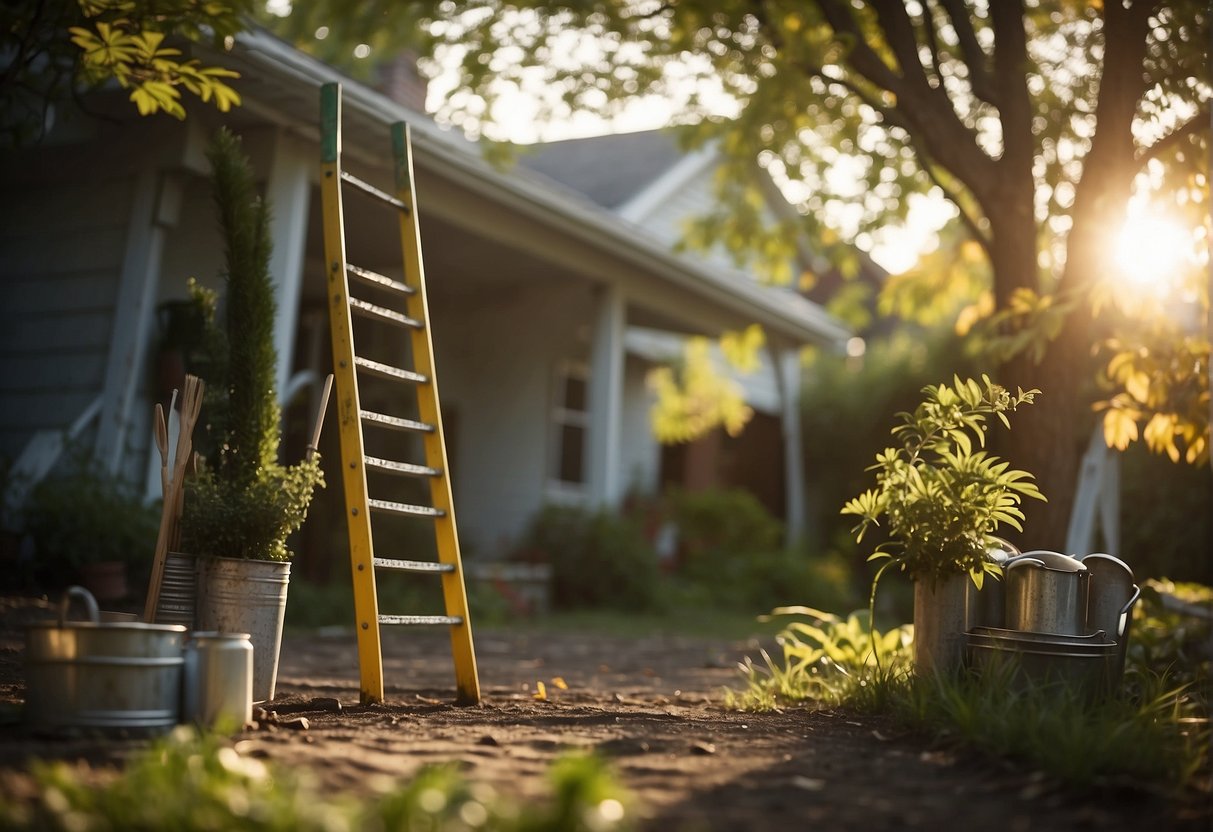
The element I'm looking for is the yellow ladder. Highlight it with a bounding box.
[318,82,479,706]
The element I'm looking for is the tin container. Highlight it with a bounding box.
[1004,553,1090,636]
[966,627,1118,699]
[25,587,186,732]
[183,631,253,729]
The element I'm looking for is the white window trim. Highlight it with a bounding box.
[546,359,590,502]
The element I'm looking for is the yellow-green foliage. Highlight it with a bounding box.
[648,337,754,444]
[726,606,912,710]
[68,0,246,119]
[842,375,1044,587]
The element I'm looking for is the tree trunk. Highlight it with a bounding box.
[1001,319,1094,550]
[983,167,1091,549]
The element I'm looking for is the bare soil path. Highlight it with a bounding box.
[1,609,1209,830]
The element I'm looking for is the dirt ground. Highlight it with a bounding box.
[0,602,1210,831]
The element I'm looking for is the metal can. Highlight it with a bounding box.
[183,631,253,729]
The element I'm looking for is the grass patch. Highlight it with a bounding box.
[1,726,634,831]
[726,589,1212,796]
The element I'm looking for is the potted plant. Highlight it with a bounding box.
[177,128,324,702]
[23,460,159,604]
[842,375,1044,674]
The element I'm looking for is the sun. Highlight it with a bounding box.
[1111,213,1193,293]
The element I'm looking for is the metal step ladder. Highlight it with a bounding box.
[318,82,479,706]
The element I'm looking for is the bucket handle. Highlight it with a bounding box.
[59,585,101,626]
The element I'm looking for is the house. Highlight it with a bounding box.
[0,29,848,578]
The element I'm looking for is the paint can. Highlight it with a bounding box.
[183,631,253,729]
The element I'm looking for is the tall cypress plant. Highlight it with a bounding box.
[179,129,323,561]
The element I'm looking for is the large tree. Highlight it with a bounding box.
[293,0,1202,546]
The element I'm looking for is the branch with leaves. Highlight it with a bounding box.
[68,0,244,118]
[842,375,1044,588]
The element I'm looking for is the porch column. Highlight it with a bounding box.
[95,169,183,475]
[587,284,626,507]
[266,130,312,399]
[775,346,806,544]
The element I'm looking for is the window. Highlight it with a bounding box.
[548,361,589,498]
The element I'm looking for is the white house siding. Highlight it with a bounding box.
[625,172,741,275]
[0,168,135,461]
[620,355,660,499]
[429,281,594,557]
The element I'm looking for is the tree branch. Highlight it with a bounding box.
[989,0,1033,175]
[935,0,997,106]
[920,1,945,84]
[815,0,998,207]
[904,132,993,257]
[1135,108,1209,166]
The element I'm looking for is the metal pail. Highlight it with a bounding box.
[1004,554,1090,636]
[966,627,1117,699]
[153,551,198,628]
[1081,553,1140,687]
[197,557,290,702]
[25,587,186,731]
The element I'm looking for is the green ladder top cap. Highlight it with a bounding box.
[392,122,411,192]
[321,83,340,163]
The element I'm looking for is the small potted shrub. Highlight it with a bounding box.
[177,128,324,701]
[842,376,1044,674]
[24,461,159,603]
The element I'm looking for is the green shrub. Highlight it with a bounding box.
[522,505,659,612]
[20,461,159,591]
[662,489,860,612]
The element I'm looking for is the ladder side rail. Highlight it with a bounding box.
[393,121,481,705]
[320,82,385,705]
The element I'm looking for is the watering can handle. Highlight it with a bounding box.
[59,586,101,626]
[1116,584,1141,638]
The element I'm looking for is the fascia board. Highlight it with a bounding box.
[232,30,850,348]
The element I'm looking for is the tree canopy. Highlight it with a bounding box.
[10,1,1207,545]
[314,0,1204,543]
[2,0,246,144]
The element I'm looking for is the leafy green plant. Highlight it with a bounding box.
[178,129,323,562]
[21,460,158,586]
[725,606,912,711]
[726,604,1209,794]
[0,727,634,831]
[842,375,1044,590]
[521,505,659,612]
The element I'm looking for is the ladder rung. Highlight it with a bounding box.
[350,297,423,329]
[355,356,428,385]
[340,171,408,211]
[348,264,415,296]
[378,614,464,626]
[368,498,445,519]
[373,557,456,574]
[360,409,434,434]
[364,455,441,478]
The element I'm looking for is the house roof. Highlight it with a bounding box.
[214,29,850,348]
[517,131,686,210]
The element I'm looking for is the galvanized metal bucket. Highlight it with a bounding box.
[1004,552,1090,636]
[966,626,1118,699]
[197,557,290,702]
[25,586,186,732]
[153,551,198,629]
[1081,553,1140,685]
[914,571,1005,675]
